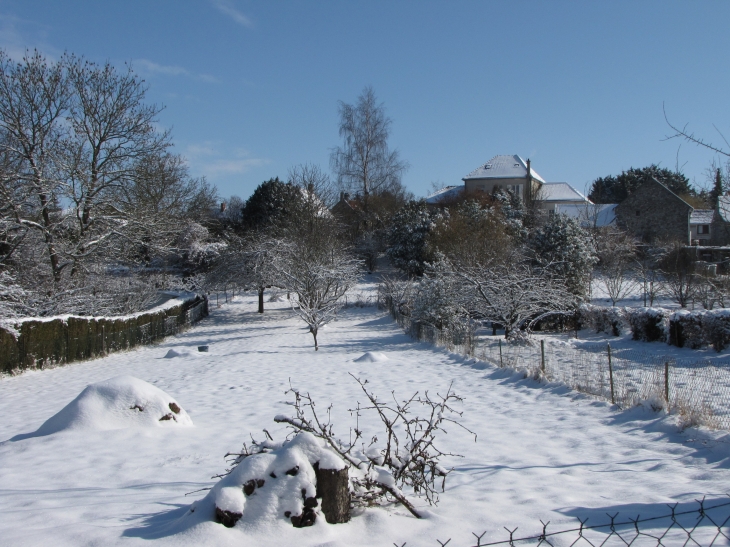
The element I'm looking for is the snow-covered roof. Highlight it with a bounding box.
[555,203,617,227]
[690,209,714,225]
[538,182,589,203]
[463,155,546,183]
[425,185,464,204]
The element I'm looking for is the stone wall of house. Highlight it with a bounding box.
[615,179,691,244]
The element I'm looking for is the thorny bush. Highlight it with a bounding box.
[222,375,476,519]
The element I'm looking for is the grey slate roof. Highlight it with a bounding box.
[463,155,546,183]
[555,203,617,227]
[425,185,464,204]
[690,209,714,225]
[539,182,588,202]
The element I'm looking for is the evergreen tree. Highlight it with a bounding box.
[528,214,597,299]
[588,165,693,203]
[386,201,441,276]
[240,177,303,232]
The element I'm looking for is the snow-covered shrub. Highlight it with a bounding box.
[378,275,415,317]
[30,376,192,435]
[626,308,668,342]
[386,200,441,276]
[198,432,347,529]
[578,304,627,336]
[528,213,597,299]
[669,310,703,349]
[668,309,730,351]
[704,310,730,351]
[412,272,465,331]
[261,376,475,520]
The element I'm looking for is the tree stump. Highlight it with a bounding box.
[314,462,350,523]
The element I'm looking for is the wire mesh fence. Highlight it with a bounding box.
[385,302,730,430]
[398,497,730,547]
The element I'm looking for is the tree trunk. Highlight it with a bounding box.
[311,326,318,351]
[314,463,350,523]
[258,286,264,314]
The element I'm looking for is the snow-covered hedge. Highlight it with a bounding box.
[580,304,730,352]
[0,293,207,373]
[669,309,730,351]
[626,308,668,343]
[578,304,628,336]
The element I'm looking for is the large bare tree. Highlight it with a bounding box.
[0,50,71,283]
[330,87,408,207]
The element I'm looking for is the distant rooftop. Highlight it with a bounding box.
[425,185,464,204]
[555,203,617,227]
[690,209,714,225]
[463,154,546,183]
[539,182,589,203]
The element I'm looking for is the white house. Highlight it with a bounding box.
[462,155,544,202]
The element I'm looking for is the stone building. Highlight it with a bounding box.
[462,155,544,203]
[614,177,692,244]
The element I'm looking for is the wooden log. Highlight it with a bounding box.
[314,462,350,524]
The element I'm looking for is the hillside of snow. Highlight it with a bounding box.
[1,288,729,546]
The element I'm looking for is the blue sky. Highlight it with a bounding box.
[2,0,729,201]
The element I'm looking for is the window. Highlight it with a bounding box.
[698,225,710,235]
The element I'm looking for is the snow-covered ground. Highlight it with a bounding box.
[1,286,730,547]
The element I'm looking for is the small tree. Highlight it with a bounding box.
[660,241,697,308]
[386,200,441,276]
[528,213,596,300]
[595,229,637,306]
[456,250,575,340]
[275,237,360,350]
[633,244,665,307]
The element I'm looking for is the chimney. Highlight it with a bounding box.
[220,202,227,212]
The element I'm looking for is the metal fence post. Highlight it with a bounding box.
[665,361,670,409]
[540,339,545,373]
[607,343,615,405]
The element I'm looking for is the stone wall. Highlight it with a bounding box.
[0,294,208,373]
[615,178,691,244]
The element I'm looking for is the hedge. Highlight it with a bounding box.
[0,294,207,373]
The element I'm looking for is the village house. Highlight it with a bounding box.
[614,177,693,244]
[428,155,590,217]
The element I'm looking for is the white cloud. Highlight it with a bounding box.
[204,158,267,176]
[184,141,268,179]
[210,0,253,28]
[133,58,219,83]
[0,13,60,61]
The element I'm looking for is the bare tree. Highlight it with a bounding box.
[275,235,360,350]
[0,50,71,283]
[595,229,637,306]
[330,86,408,209]
[660,241,697,308]
[455,249,575,340]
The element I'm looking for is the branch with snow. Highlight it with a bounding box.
[270,375,476,518]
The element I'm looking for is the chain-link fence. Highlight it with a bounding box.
[384,301,730,430]
[398,497,730,547]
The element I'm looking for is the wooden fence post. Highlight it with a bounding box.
[607,343,615,405]
[540,339,545,373]
[665,361,670,409]
[499,339,503,368]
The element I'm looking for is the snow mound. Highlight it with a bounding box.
[192,432,345,529]
[33,375,193,435]
[354,351,389,362]
[163,349,191,358]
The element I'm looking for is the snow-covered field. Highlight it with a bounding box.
[1,287,730,547]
